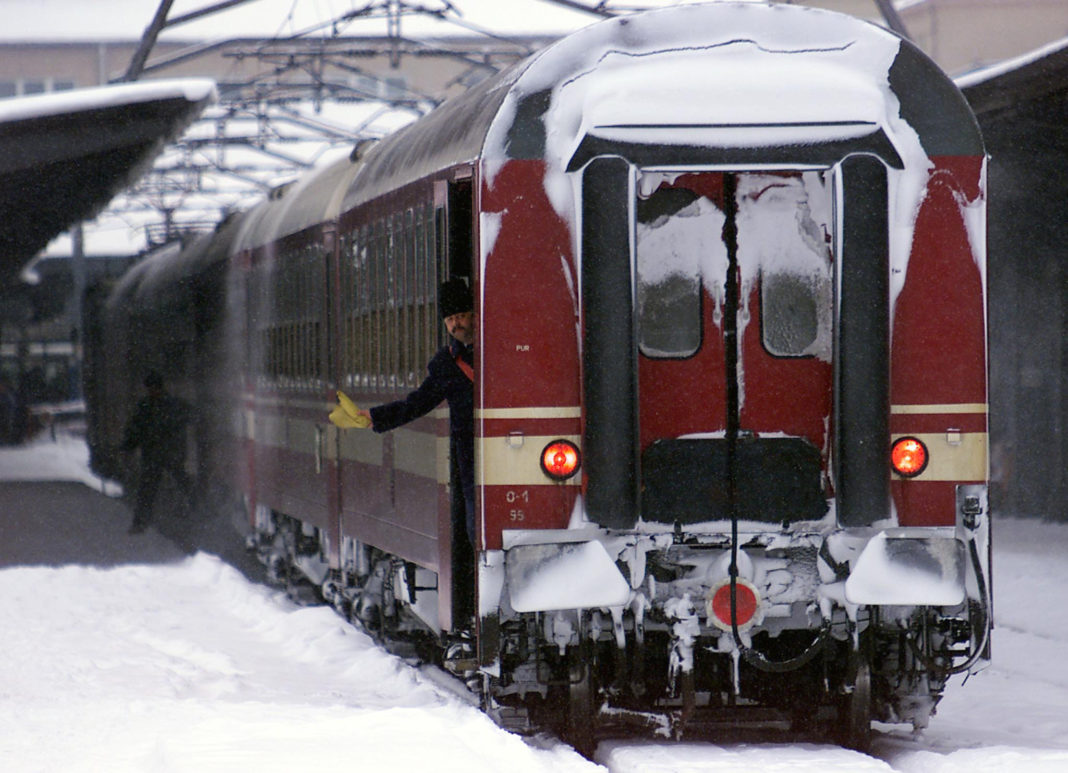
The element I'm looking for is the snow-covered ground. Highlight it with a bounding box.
[1,431,1067,772]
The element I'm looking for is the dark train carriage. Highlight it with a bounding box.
[84,251,151,480]
[86,218,238,491]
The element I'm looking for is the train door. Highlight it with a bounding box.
[632,169,836,528]
[438,175,476,626]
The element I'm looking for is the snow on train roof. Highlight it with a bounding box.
[484,1,981,173]
[340,64,525,212]
[233,147,363,254]
[473,2,983,317]
[340,3,980,213]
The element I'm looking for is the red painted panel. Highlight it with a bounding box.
[479,160,581,410]
[739,283,832,449]
[890,480,958,527]
[340,510,439,570]
[891,159,986,407]
[333,384,448,573]
[336,461,440,569]
[482,485,578,550]
[638,294,728,449]
[338,457,391,523]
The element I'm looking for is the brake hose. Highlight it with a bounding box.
[904,534,991,677]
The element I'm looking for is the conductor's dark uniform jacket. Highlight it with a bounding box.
[369,336,475,543]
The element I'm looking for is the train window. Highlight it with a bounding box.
[295,321,303,382]
[340,234,354,386]
[296,321,303,383]
[297,253,306,383]
[288,323,296,383]
[351,231,363,388]
[252,262,271,384]
[430,204,443,352]
[312,321,322,382]
[311,246,325,386]
[404,208,417,385]
[635,185,716,358]
[737,172,834,359]
[415,208,427,304]
[288,320,296,383]
[401,210,414,384]
[404,209,416,304]
[277,325,286,382]
[379,221,386,386]
[447,179,473,279]
[300,321,309,382]
[356,226,370,387]
[389,213,402,387]
[273,326,279,381]
[264,327,273,378]
[390,213,400,386]
[762,273,820,355]
[284,324,291,380]
[414,207,428,380]
[364,226,373,386]
[371,220,384,388]
[271,328,278,379]
[302,321,309,383]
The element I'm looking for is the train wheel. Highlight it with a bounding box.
[566,620,599,758]
[839,652,872,751]
[568,662,596,757]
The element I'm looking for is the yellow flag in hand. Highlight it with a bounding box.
[328,390,371,429]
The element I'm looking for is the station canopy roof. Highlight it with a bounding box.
[0,79,214,289]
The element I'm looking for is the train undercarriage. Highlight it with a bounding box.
[247,505,990,754]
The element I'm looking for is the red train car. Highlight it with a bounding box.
[88,3,990,753]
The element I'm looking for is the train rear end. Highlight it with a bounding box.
[474,5,990,750]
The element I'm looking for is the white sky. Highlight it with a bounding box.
[0,0,712,42]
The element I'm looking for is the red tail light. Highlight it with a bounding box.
[891,436,928,478]
[708,579,759,631]
[541,440,580,481]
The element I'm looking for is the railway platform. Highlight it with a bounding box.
[0,475,263,579]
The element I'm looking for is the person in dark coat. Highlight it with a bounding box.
[121,371,195,534]
[354,278,476,546]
